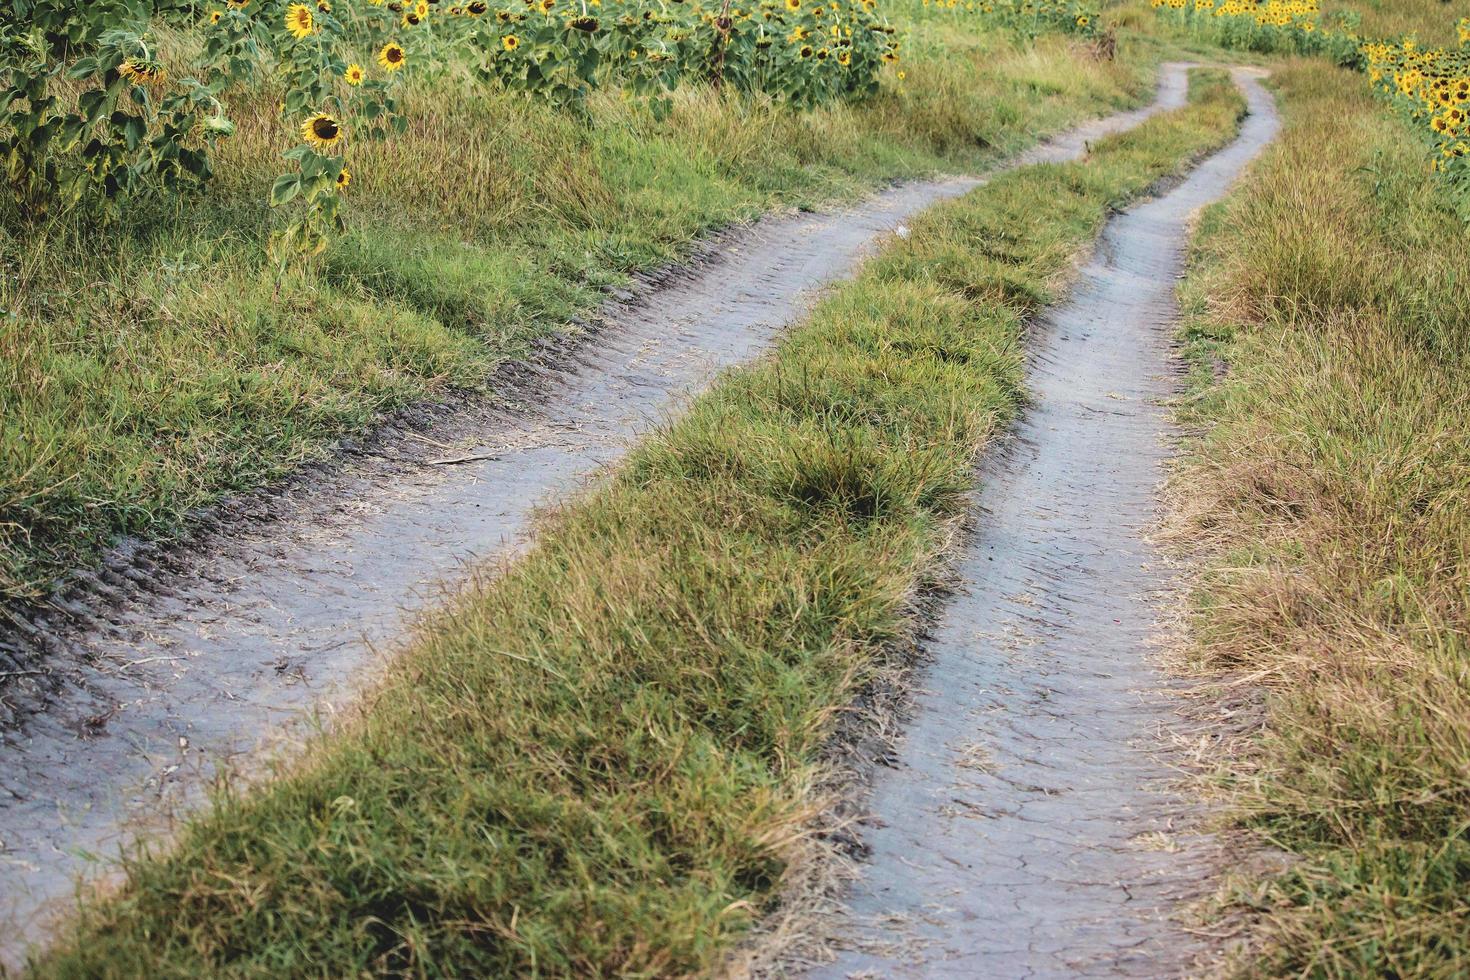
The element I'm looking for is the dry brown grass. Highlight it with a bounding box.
[1168,56,1470,978]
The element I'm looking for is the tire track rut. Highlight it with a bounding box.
[806,68,1279,979]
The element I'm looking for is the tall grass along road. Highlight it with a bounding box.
[1169,54,1470,979]
[21,68,1249,976]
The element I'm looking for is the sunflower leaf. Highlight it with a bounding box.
[269,173,301,207]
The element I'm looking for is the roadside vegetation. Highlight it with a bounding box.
[1149,0,1470,212]
[0,1,1141,607]
[28,69,1247,976]
[1149,0,1361,61]
[14,0,1469,973]
[1170,49,1470,980]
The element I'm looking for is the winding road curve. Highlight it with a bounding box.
[0,64,1202,964]
[807,68,1279,978]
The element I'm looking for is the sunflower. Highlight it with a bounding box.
[227,0,249,7]
[466,0,488,12]
[502,32,521,49]
[336,167,352,190]
[119,59,167,85]
[815,46,828,59]
[317,0,331,10]
[1075,14,1088,25]
[836,49,850,66]
[569,14,598,30]
[799,43,812,57]
[896,69,905,80]
[378,41,406,71]
[301,112,344,150]
[344,63,365,85]
[403,9,423,25]
[209,10,223,23]
[785,0,800,9]
[285,3,315,37]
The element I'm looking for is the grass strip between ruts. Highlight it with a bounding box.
[34,69,1246,978]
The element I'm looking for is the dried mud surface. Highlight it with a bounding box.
[0,65,1196,963]
[803,69,1279,979]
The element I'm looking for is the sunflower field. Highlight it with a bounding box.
[1,0,903,256]
[0,1,236,219]
[467,0,904,111]
[1149,0,1360,63]
[1364,31,1470,204]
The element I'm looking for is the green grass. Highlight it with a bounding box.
[1171,59,1470,978]
[28,68,1247,979]
[0,13,1151,605]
